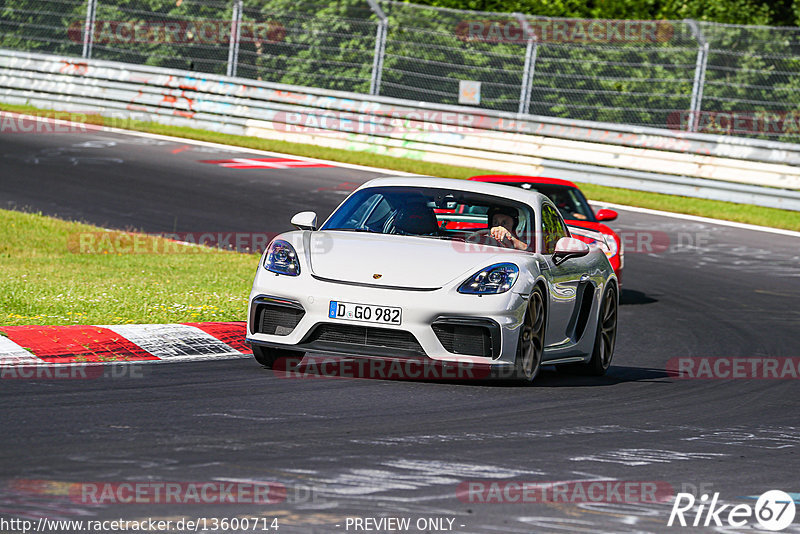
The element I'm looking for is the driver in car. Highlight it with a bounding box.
[549,191,587,221]
[487,206,528,251]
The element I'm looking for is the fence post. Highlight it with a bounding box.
[515,13,537,115]
[226,0,243,77]
[367,0,387,96]
[686,19,709,133]
[81,0,97,59]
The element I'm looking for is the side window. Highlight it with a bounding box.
[541,204,568,254]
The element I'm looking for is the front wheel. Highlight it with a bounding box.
[252,345,305,369]
[513,286,546,383]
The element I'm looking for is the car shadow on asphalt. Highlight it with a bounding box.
[449,365,672,388]
[530,365,671,387]
[620,288,659,306]
[267,354,671,388]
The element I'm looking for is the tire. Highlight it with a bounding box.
[513,286,546,383]
[560,283,618,376]
[252,345,304,369]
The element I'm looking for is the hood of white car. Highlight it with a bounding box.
[308,231,516,289]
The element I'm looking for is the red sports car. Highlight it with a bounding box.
[470,175,623,283]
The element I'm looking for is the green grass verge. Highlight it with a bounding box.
[2,103,799,231]
[0,208,255,326]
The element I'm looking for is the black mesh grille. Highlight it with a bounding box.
[256,304,305,336]
[432,323,492,357]
[308,324,424,353]
[574,284,595,341]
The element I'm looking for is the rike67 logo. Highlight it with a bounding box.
[669,490,796,531]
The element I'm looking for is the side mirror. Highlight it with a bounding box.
[291,211,317,231]
[595,209,618,222]
[552,236,590,265]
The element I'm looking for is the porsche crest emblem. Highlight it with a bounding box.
[372,273,382,279]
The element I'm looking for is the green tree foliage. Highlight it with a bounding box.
[0,0,86,55]
[416,0,797,26]
[88,0,233,73]
[237,0,377,91]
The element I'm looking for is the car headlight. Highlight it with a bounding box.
[264,239,300,276]
[458,263,519,294]
[602,235,618,259]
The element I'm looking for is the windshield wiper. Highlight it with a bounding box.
[326,227,380,233]
[326,229,465,242]
[417,234,465,242]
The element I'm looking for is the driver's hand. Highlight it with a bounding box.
[490,226,512,242]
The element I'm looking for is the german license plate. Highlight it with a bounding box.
[328,301,402,325]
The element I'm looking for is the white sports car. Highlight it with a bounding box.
[246,176,618,382]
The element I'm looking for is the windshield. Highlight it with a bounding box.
[510,183,596,222]
[322,186,536,250]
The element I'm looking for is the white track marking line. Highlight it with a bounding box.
[101,324,248,361]
[3,112,417,176]
[213,158,331,169]
[79,124,800,237]
[0,335,42,365]
[590,201,800,238]
[103,126,418,175]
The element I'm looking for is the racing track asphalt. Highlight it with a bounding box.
[1,129,799,533]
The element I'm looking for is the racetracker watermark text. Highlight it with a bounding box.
[455,19,674,44]
[70,231,270,254]
[0,112,100,134]
[68,228,706,257]
[67,20,285,44]
[457,480,674,503]
[667,357,800,379]
[668,110,800,136]
[10,478,326,506]
[271,355,495,380]
[70,482,285,504]
[68,231,335,254]
[0,363,145,380]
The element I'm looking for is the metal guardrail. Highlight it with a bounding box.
[1,49,799,211]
